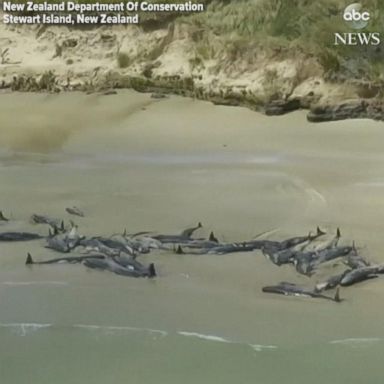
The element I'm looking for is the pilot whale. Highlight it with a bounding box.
[26,253,105,265]
[153,222,203,243]
[0,232,43,241]
[262,282,341,302]
[83,256,156,278]
[66,206,84,217]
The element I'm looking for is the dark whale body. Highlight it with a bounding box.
[340,266,381,287]
[26,253,105,265]
[83,256,156,278]
[262,282,341,302]
[0,232,43,241]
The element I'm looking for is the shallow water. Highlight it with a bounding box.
[1,91,384,383]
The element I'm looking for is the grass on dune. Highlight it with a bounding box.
[181,0,384,82]
[10,0,384,83]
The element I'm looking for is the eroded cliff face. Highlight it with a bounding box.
[0,9,381,122]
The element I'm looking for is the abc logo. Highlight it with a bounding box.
[343,3,370,29]
[344,9,369,21]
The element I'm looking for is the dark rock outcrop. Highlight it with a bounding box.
[265,98,301,116]
[307,99,384,122]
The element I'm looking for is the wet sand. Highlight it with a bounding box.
[1,91,384,383]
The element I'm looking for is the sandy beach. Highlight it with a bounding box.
[1,91,384,383]
[2,0,384,381]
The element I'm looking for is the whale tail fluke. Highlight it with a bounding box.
[26,253,33,265]
[317,226,326,236]
[0,211,8,221]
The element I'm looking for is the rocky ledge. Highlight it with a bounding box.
[264,98,302,116]
[307,99,384,123]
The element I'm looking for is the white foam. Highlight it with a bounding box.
[2,281,68,286]
[330,338,382,346]
[178,331,278,351]
[0,321,277,352]
[0,323,52,336]
[73,324,168,337]
[249,344,278,352]
[178,331,231,343]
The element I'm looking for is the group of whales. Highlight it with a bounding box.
[1,208,384,302]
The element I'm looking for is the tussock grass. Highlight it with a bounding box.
[117,52,130,68]
[180,0,384,83]
[9,0,384,85]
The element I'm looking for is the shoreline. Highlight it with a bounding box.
[2,75,384,124]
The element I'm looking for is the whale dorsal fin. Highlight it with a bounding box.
[26,253,33,265]
[148,263,156,278]
[317,226,326,236]
[209,231,218,243]
[334,287,341,303]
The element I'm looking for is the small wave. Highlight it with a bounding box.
[0,322,277,351]
[84,153,281,166]
[178,331,231,343]
[249,344,278,352]
[293,179,327,206]
[355,181,384,188]
[306,187,327,205]
[2,281,68,286]
[0,323,52,336]
[330,338,382,346]
[178,331,278,352]
[73,324,168,337]
[247,156,281,165]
